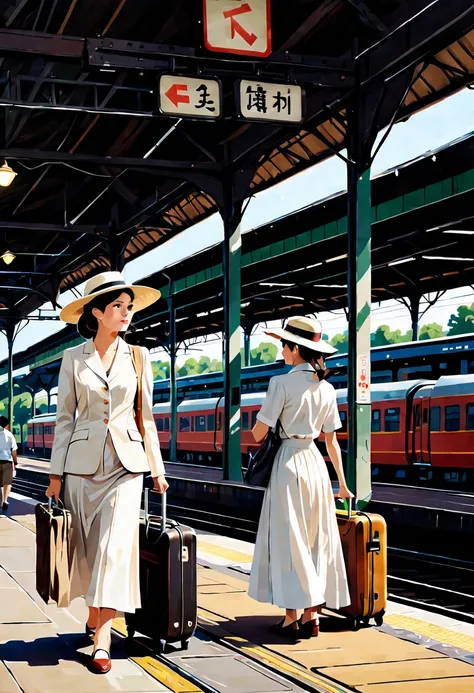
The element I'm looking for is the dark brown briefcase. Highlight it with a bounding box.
[125,489,197,653]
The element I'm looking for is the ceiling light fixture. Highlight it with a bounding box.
[0,161,17,187]
[388,257,416,266]
[0,250,16,265]
[443,230,474,235]
[422,255,474,261]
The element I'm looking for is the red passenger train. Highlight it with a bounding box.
[26,375,474,483]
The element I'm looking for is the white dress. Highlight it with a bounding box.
[248,363,350,610]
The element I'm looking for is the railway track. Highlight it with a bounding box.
[12,472,474,625]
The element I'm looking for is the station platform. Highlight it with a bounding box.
[1,489,474,693]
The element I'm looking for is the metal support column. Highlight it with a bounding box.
[409,293,421,341]
[244,326,251,367]
[47,389,52,413]
[346,105,372,508]
[167,292,178,462]
[222,176,243,482]
[5,325,15,426]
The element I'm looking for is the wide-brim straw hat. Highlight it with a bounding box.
[59,271,161,324]
[265,316,337,355]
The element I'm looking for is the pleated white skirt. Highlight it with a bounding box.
[64,434,143,612]
[248,439,350,610]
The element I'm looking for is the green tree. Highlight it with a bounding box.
[13,392,32,448]
[330,332,348,352]
[151,359,170,380]
[419,322,446,340]
[447,302,474,336]
[250,342,278,366]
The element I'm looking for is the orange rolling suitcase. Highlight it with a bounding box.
[336,501,387,630]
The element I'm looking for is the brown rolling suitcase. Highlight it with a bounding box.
[336,500,387,630]
[125,489,197,653]
[35,499,72,608]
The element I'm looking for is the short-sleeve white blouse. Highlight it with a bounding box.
[256,362,341,438]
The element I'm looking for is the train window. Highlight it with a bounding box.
[371,410,381,433]
[467,404,474,430]
[385,408,400,432]
[241,412,249,430]
[165,417,170,432]
[445,405,460,432]
[207,414,215,431]
[179,416,191,432]
[196,416,206,432]
[251,410,258,428]
[430,406,441,431]
[423,408,429,424]
[156,418,164,432]
[339,410,347,433]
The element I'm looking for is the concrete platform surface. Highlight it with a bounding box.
[4,482,474,693]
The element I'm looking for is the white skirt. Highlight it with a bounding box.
[64,434,143,612]
[248,438,350,610]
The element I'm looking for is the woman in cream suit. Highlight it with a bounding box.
[249,317,353,639]
[46,271,168,674]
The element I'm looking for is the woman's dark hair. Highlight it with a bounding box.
[77,288,135,339]
[281,339,330,380]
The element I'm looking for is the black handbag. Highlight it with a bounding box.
[245,421,283,488]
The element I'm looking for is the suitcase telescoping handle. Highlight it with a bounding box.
[144,487,167,534]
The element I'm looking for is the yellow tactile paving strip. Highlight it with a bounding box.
[384,613,474,653]
[112,617,203,693]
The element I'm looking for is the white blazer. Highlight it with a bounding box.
[50,337,165,479]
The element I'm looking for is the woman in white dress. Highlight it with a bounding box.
[249,316,353,639]
[46,271,168,674]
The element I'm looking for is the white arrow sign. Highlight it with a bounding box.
[159,75,221,119]
[203,0,272,57]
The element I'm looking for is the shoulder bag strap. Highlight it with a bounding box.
[131,345,146,438]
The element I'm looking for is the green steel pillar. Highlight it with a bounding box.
[167,293,178,461]
[346,128,372,509]
[243,327,251,367]
[222,178,243,482]
[6,326,14,427]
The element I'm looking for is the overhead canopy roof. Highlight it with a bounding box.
[0,0,473,329]
[3,128,473,376]
[130,131,474,343]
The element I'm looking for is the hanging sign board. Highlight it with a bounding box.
[203,0,272,58]
[237,80,304,124]
[159,75,221,119]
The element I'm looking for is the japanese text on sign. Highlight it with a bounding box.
[238,80,303,123]
[203,0,272,57]
[159,75,221,119]
[357,354,370,403]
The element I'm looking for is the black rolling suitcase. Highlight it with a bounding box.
[125,489,197,652]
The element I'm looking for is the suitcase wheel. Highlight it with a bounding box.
[349,617,361,631]
[181,639,189,651]
[153,638,166,654]
[374,611,384,627]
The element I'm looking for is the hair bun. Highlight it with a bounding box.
[77,311,97,339]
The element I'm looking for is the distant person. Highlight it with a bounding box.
[0,416,18,513]
[45,271,168,675]
[249,317,353,639]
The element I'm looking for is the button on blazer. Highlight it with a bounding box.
[50,337,165,478]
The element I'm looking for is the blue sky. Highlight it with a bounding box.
[2,87,474,368]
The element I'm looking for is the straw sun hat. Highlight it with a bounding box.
[59,271,161,324]
[265,316,337,355]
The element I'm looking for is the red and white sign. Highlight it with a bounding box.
[357,355,370,402]
[203,0,272,58]
[159,75,221,119]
